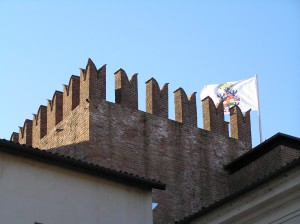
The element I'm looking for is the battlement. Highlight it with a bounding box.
[32,105,47,147]
[174,88,197,127]
[47,91,63,132]
[146,78,169,118]
[115,68,138,109]
[80,59,106,105]
[63,75,80,118]
[202,96,228,136]
[18,119,33,146]
[10,132,19,143]
[230,105,251,145]
[11,59,252,148]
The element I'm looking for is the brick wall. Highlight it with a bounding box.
[88,101,248,223]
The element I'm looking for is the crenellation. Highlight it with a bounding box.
[32,105,47,147]
[115,68,138,109]
[63,75,80,118]
[230,105,252,147]
[174,88,197,126]
[11,60,253,148]
[80,59,106,105]
[202,96,228,136]
[47,91,63,134]
[145,78,168,118]
[18,119,33,146]
[10,132,19,143]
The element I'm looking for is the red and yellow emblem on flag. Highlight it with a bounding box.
[200,76,258,114]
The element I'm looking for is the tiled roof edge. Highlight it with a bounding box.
[0,139,166,190]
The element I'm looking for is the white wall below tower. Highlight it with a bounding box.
[0,152,153,224]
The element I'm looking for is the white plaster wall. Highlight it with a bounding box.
[0,152,153,224]
[191,165,300,224]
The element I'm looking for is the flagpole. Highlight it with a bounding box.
[255,74,263,143]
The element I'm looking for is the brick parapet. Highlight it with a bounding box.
[47,91,63,133]
[146,78,169,118]
[12,59,253,148]
[114,68,138,109]
[18,119,33,146]
[32,105,47,147]
[63,75,80,118]
[10,132,19,143]
[80,58,106,105]
[230,105,252,147]
[202,96,228,136]
[12,59,106,148]
[174,88,197,127]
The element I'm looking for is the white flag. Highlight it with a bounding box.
[200,76,258,114]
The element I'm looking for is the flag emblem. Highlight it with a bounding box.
[200,76,258,114]
[217,82,241,113]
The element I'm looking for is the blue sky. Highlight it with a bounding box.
[0,0,299,147]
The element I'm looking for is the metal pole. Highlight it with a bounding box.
[255,74,263,143]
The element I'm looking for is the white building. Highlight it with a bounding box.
[0,139,165,224]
